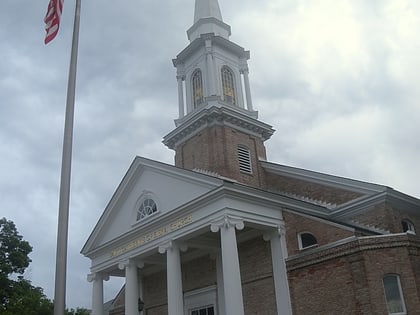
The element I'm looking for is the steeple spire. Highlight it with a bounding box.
[194,0,223,23]
[188,0,231,41]
[165,0,274,186]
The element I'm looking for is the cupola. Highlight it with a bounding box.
[163,0,275,187]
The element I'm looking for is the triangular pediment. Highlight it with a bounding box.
[81,157,223,256]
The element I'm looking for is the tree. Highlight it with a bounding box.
[66,307,91,315]
[1,278,53,315]
[0,218,91,315]
[0,217,32,310]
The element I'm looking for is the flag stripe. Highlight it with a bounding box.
[44,0,64,44]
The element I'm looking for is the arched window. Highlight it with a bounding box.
[137,198,158,221]
[192,69,204,108]
[221,66,236,105]
[298,232,318,250]
[401,219,415,235]
[383,274,406,314]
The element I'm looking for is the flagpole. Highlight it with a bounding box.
[54,0,81,314]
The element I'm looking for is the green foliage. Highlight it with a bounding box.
[0,278,53,315]
[0,217,33,310]
[65,307,91,315]
[0,217,32,277]
[0,218,91,315]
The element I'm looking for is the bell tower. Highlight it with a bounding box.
[163,0,274,187]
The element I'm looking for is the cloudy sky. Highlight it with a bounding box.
[1,0,419,309]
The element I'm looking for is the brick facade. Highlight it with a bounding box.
[104,155,420,315]
[352,201,420,234]
[174,125,267,187]
[283,211,355,256]
[287,234,420,315]
[264,172,363,206]
[108,229,420,315]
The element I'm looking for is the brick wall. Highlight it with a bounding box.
[264,172,363,205]
[352,201,420,234]
[143,270,167,312]
[287,234,420,315]
[289,256,358,314]
[182,255,217,292]
[283,211,355,256]
[174,125,267,187]
[239,237,277,314]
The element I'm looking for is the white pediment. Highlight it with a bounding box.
[82,157,223,255]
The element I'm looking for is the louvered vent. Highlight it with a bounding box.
[237,145,252,174]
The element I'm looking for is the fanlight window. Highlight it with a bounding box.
[221,66,236,105]
[402,220,415,235]
[192,69,204,108]
[298,232,318,250]
[137,198,157,221]
[383,274,406,314]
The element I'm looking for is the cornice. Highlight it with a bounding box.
[163,102,274,149]
[331,188,420,220]
[287,233,420,271]
[187,17,231,41]
[260,161,387,195]
[173,34,249,66]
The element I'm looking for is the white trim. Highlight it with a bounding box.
[401,219,416,235]
[382,274,407,315]
[132,190,160,225]
[297,231,318,250]
[260,161,387,195]
[184,286,217,315]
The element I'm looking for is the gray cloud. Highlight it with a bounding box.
[0,0,419,309]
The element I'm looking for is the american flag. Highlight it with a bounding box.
[44,0,64,44]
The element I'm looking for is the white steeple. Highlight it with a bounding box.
[193,0,223,23]
[165,0,274,181]
[188,0,231,41]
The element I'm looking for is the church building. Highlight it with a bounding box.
[81,1,420,314]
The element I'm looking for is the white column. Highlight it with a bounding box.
[177,75,185,118]
[211,216,245,315]
[241,68,253,111]
[119,260,139,315]
[138,270,145,314]
[159,241,185,315]
[264,226,292,315]
[87,273,109,315]
[216,253,226,315]
[205,39,216,96]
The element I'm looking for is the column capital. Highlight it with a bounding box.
[118,258,144,270]
[204,37,213,53]
[263,224,286,242]
[87,272,109,283]
[176,75,186,81]
[158,240,188,254]
[203,36,213,45]
[239,67,249,74]
[210,215,244,233]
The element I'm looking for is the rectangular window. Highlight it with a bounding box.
[184,286,217,315]
[237,145,252,174]
[383,274,406,315]
[191,306,214,315]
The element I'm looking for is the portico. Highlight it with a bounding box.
[82,158,293,315]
